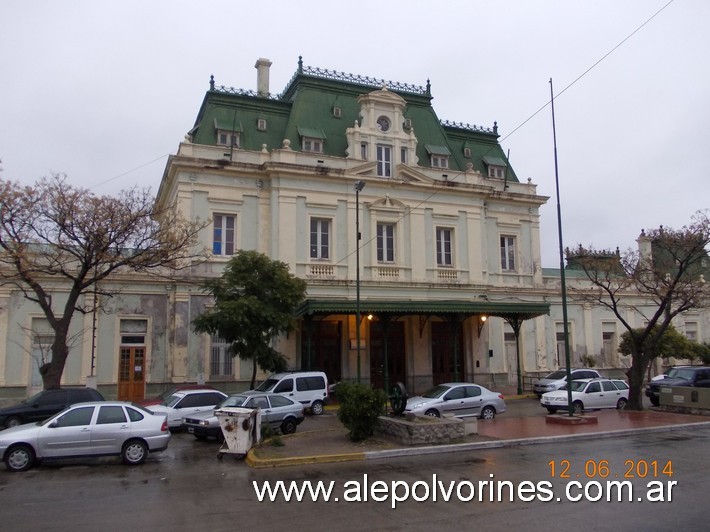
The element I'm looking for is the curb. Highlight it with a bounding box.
[246,420,710,468]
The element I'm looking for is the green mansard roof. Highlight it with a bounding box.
[189,58,518,181]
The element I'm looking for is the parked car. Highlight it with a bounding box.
[183,392,305,441]
[0,387,105,429]
[0,401,170,472]
[146,389,227,428]
[404,383,506,420]
[136,384,216,407]
[533,368,602,397]
[540,378,629,414]
[645,366,710,406]
[253,371,329,415]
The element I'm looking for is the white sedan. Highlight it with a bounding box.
[541,378,629,414]
[0,401,171,472]
[146,389,227,428]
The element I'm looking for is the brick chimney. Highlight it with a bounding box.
[255,58,272,97]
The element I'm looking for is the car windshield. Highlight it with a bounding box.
[666,368,696,380]
[569,381,588,392]
[545,370,567,380]
[422,385,450,399]
[163,394,183,407]
[158,388,177,401]
[219,395,248,408]
[254,379,279,392]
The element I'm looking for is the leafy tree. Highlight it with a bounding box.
[192,250,307,389]
[0,174,209,389]
[618,325,703,378]
[698,342,710,364]
[567,210,710,410]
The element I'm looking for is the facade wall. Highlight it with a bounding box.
[1,66,708,400]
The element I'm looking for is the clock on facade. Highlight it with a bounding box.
[376,115,391,132]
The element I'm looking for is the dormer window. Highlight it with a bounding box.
[488,166,505,178]
[425,145,451,169]
[214,118,243,148]
[483,156,508,179]
[431,155,448,169]
[217,130,240,148]
[298,127,326,153]
[302,137,323,153]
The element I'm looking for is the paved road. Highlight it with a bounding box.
[1,415,706,531]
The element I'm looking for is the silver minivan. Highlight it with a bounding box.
[253,371,329,415]
[533,368,601,397]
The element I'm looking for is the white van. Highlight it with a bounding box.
[253,371,329,415]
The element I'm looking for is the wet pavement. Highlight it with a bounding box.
[247,397,710,468]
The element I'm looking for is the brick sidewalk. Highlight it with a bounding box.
[247,407,710,468]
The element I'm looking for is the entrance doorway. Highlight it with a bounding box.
[370,320,405,392]
[118,346,145,402]
[117,319,148,402]
[300,320,342,382]
[431,320,465,384]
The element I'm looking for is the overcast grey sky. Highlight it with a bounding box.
[1,0,707,267]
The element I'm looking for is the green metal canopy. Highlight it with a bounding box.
[424,144,452,156]
[482,155,507,167]
[295,299,549,320]
[297,126,327,139]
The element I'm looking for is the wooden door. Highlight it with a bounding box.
[118,347,145,402]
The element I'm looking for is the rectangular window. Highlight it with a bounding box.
[310,218,330,259]
[213,214,236,256]
[361,143,368,160]
[436,227,453,266]
[685,322,698,341]
[302,137,323,153]
[377,145,392,177]
[488,166,505,178]
[210,335,233,377]
[400,147,407,164]
[217,131,240,147]
[377,223,395,263]
[431,155,448,168]
[500,235,516,271]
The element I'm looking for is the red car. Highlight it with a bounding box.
[137,384,216,407]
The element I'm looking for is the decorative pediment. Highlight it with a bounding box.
[396,164,435,183]
[370,195,408,211]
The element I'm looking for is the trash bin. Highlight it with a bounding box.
[215,406,262,459]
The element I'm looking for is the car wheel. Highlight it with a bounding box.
[617,398,628,410]
[5,444,35,472]
[480,406,496,420]
[572,401,584,415]
[281,418,297,435]
[122,440,148,466]
[546,407,557,414]
[650,397,660,407]
[4,416,22,429]
[424,409,440,418]
[310,400,324,416]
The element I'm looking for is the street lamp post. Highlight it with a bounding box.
[354,180,366,383]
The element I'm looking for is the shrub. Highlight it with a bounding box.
[336,382,387,442]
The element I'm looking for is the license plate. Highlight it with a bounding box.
[187,427,194,433]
